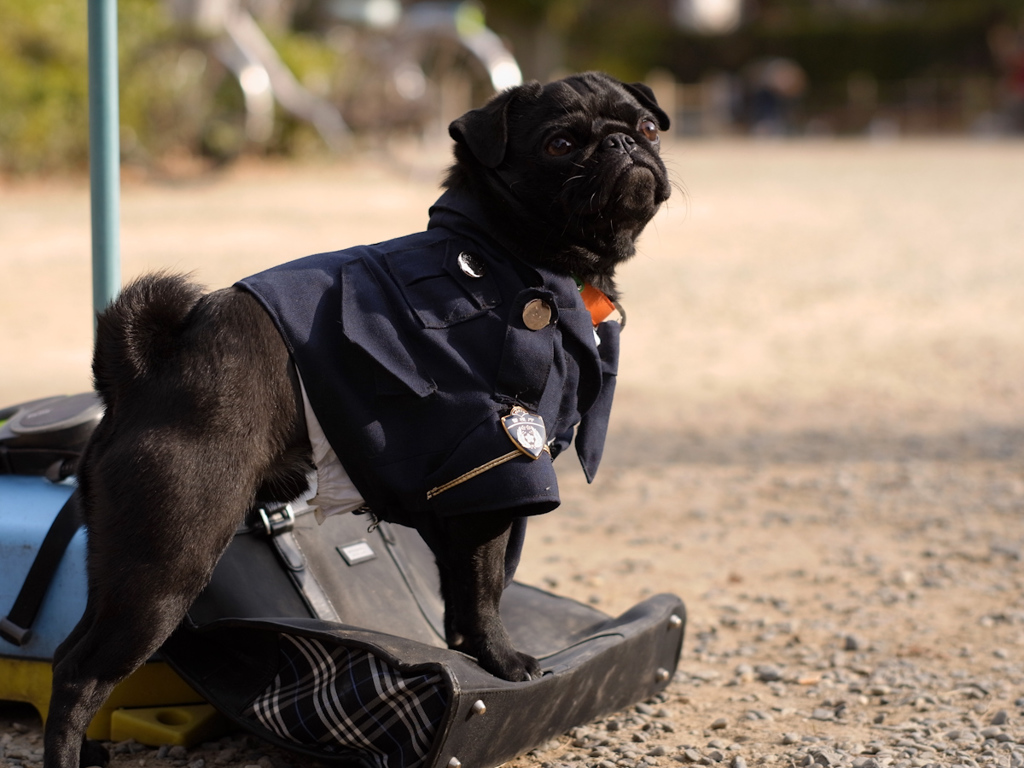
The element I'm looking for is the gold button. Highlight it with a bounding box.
[523,299,552,330]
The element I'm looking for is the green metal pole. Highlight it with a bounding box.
[88,0,121,319]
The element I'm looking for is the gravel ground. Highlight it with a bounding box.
[2,138,1024,768]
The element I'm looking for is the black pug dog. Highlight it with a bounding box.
[44,71,671,768]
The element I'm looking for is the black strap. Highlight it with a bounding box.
[0,489,83,647]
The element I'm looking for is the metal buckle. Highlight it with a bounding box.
[257,503,296,537]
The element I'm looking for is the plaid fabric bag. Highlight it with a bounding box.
[162,504,686,768]
[2,393,685,768]
[247,635,447,768]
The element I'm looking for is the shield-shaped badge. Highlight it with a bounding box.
[501,407,547,460]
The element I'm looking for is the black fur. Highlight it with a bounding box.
[44,72,670,768]
[447,72,671,299]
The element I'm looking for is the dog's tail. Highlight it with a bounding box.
[93,273,204,403]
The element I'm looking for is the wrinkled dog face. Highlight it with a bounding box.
[448,72,672,287]
[503,75,672,247]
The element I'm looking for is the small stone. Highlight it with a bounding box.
[991,710,1010,726]
[632,733,648,743]
[710,718,728,730]
[187,760,205,768]
[812,708,835,721]
[648,746,668,757]
[636,704,656,716]
[782,733,801,745]
[680,748,703,763]
[755,665,783,682]
[168,746,189,760]
[607,720,622,732]
[731,758,747,768]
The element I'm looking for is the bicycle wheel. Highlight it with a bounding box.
[121,36,250,176]
[328,27,432,136]
[405,26,519,138]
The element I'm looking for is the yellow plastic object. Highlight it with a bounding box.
[110,703,226,747]
[0,657,205,740]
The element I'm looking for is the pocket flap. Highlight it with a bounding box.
[340,257,435,398]
[385,241,501,329]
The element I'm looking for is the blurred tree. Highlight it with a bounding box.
[483,0,592,79]
[0,0,170,174]
[482,0,1024,82]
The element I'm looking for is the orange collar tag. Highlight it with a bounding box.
[580,283,616,326]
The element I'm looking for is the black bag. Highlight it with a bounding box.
[0,393,102,479]
[2,394,686,768]
[169,502,686,768]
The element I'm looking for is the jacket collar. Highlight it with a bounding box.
[428,188,574,295]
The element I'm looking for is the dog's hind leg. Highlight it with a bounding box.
[45,597,195,768]
[45,599,110,768]
[44,442,259,768]
[44,496,250,767]
[44,282,310,768]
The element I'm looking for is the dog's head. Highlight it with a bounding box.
[446,72,671,295]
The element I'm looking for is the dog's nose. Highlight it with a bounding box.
[603,133,636,154]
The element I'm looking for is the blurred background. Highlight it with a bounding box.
[2,0,1024,176]
[2,0,1023,414]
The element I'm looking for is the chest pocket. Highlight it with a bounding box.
[385,241,501,329]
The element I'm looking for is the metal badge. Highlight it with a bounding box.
[457,251,486,278]
[501,406,547,460]
[337,540,376,565]
[522,298,552,330]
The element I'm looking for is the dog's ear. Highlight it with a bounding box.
[623,81,671,131]
[449,82,544,169]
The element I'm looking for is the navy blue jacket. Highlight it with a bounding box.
[237,189,619,527]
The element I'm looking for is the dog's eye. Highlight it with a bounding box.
[546,136,574,157]
[640,119,659,142]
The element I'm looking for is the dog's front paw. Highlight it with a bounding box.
[478,646,542,682]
